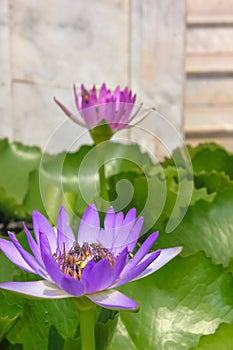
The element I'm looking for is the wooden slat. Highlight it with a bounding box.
[187,0,233,15]
[187,14,233,25]
[185,0,233,152]
[185,77,233,105]
[185,125,233,138]
[186,55,233,74]
[187,27,233,55]
[184,105,233,127]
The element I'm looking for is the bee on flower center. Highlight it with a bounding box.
[53,241,115,280]
[93,255,102,263]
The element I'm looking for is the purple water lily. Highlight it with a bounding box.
[54,83,150,133]
[0,205,181,310]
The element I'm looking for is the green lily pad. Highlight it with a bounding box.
[162,142,233,176]
[194,171,233,194]
[0,188,27,224]
[189,322,233,349]
[47,325,65,350]
[156,189,233,266]
[0,250,23,283]
[0,139,41,202]
[130,167,214,236]
[4,295,78,350]
[109,253,233,350]
[0,339,23,349]
[191,147,233,177]
[0,293,22,342]
[38,142,154,219]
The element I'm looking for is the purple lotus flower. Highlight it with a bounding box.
[0,205,181,310]
[54,83,150,134]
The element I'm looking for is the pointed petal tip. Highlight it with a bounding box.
[85,203,99,217]
[53,96,86,127]
[58,204,66,216]
[144,231,159,243]
[53,96,64,107]
[78,204,100,243]
[130,245,183,283]
[152,230,159,239]
[167,246,183,256]
[22,221,27,229]
[106,206,115,215]
[124,207,137,223]
[138,216,144,225]
[86,203,97,212]
[32,209,46,221]
[129,207,136,214]
[132,304,140,313]
[0,280,71,299]
[176,246,183,254]
[7,230,18,241]
[32,209,40,215]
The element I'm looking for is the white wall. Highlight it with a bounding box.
[0,0,186,156]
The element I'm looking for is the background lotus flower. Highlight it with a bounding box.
[54,83,151,136]
[0,205,181,310]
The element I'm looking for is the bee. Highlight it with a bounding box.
[128,252,134,259]
[83,89,89,104]
[93,255,102,263]
[90,242,102,249]
[73,242,81,252]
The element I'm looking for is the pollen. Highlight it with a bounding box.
[53,241,116,280]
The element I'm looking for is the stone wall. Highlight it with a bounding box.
[0,0,186,156]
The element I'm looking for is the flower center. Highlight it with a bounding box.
[53,242,115,280]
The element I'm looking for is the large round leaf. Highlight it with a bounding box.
[189,323,233,350]
[156,190,233,267]
[109,253,233,350]
[0,139,41,202]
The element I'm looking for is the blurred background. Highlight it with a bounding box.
[0,0,233,155]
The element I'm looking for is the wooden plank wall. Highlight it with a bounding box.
[184,0,233,150]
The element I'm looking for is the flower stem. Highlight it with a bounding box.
[79,308,95,350]
[71,297,96,350]
[44,183,61,224]
[96,141,109,203]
